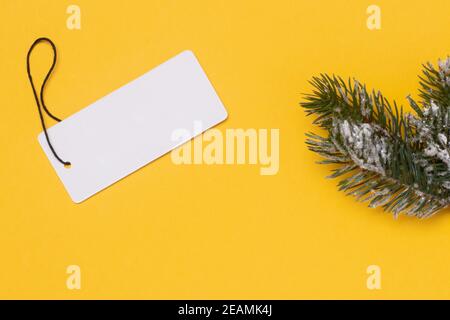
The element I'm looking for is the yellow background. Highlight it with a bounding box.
[1,0,449,299]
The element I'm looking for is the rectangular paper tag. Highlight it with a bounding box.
[38,50,228,203]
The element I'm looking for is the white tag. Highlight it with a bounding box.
[38,50,228,203]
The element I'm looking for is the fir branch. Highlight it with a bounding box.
[302,57,450,218]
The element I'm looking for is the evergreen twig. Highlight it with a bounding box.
[301,57,450,218]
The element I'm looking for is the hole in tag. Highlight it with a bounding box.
[64,162,72,169]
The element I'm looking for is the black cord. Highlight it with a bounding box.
[26,37,70,166]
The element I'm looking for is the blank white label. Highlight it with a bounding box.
[38,50,228,203]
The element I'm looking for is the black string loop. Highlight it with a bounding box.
[26,37,70,166]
